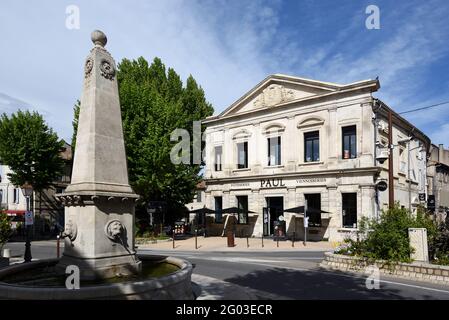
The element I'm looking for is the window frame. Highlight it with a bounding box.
[214,196,223,223]
[304,131,320,162]
[342,125,357,159]
[305,193,322,227]
[236,195,249,225]
[214,146,223,172]
[342,192,357,228]
[236,141,248,169]
[267,136,282,166]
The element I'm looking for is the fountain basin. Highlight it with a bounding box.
[0,254,194,300]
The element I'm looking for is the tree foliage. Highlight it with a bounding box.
[337,205,437,263]
[71,57,214,220]
[0,212,12,250]
[71,100,80,157]
[0,111,64,191]
[117,57,213,216]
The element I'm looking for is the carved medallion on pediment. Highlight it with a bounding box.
[253,84,295,107]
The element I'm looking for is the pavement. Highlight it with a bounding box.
[137,236,335,252]
[3,239,329,301]
[5,240,449,299]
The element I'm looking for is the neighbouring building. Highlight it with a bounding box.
[185,181,207,230]
[33,140,73,235]
[427,144,449,221]
[0,141,72,237]
[0,165,28,221]
[200,74,430,242]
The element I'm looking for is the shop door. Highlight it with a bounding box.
[263,207,270,236]
[265,197,284,235]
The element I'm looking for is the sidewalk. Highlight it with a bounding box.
[138,236,335,252]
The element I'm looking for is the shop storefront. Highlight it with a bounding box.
[198,74,429,242]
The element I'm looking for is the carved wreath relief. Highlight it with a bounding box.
[105,219,125,241]
[253,84,295,108]
[100,58,116,80]
[84,58,93,78]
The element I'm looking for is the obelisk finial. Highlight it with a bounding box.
[91,30,107,47]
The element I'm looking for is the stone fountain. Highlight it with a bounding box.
[0,31,193,299]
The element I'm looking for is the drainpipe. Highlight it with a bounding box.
[408,141,411,212]
[372,99,381,220]
[388,109,394,208]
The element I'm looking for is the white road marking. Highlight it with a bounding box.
[239,262,449,295]
[139,249,449,295]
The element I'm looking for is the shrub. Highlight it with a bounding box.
[344,205,437,263]
[431,215,449,265]
[0,212,12,252]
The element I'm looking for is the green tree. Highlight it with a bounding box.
[117,57,213,220]
[71,100,80,156]
[0,212,12,252]
[0,110,64,191]
[72,57,214,222]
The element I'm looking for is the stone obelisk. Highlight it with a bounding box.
[56,30,141,280]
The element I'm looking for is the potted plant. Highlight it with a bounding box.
[0,211,12,267]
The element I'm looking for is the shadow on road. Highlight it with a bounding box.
[224,267,437,300]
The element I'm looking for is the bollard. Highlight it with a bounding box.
[277,237,279,248]
[56,235,60,259]
[195,229,198,250]
[247,237,249,248]
[172,229,175,249]
[292,232,295,247]
[261,235,264,248]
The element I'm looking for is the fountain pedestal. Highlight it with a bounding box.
[56,30,140,280]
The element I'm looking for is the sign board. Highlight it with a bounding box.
[303,216,309,228]
[427,195,436,212]
[408,228,429,262]
[24,211,34,226]
[376,181,388,192]
[419,193,426,202]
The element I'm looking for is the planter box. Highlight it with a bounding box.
[0,257,9,269]
[320,252,449,286]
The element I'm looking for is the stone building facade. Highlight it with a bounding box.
[427,144,449,221]
[200,74,430,242]
[0,141,72,236]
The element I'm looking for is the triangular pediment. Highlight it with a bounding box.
[220,74,343,117]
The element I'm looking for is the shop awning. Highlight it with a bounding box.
[4,210,26,216]
[283,206,331,219]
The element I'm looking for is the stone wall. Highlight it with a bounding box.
[320,252,449,285]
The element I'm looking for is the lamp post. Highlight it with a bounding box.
[21,183,33,263]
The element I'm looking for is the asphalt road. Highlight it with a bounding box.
[5,241,449,299]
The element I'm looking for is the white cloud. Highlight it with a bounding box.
[0,0,448,147]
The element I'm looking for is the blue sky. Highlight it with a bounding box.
[0,0,448,146]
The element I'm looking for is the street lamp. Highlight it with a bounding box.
[21,182,33,263]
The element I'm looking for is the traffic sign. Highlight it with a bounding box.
[25,211,34,226]
[303,216,309,228]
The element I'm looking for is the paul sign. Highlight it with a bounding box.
[260,178,285,188]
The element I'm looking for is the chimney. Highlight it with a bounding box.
[439,144,444,163]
